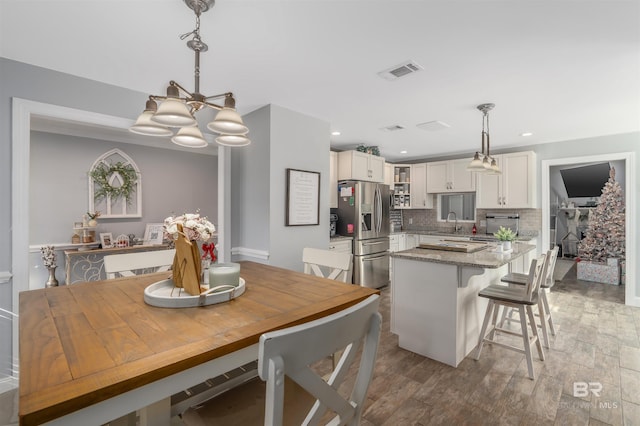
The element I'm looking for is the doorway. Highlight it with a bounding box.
[542,153,637,307]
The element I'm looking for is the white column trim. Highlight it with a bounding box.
[0,272,12,284]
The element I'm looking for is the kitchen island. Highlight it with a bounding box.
[390,242,535,367]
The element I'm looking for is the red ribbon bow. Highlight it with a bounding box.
[202,243,216,262]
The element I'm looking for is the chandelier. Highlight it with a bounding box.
[130,0,250,148]
[467,103,501,174]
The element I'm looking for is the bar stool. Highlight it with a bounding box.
[474,254,548,379]
[500,247,559,348]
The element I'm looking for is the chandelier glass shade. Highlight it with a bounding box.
[130,0,250,148]
[467,103,501,174]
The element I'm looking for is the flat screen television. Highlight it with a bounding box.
[560,162,610,198]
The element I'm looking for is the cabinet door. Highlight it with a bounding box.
[476,155,503,208]
[351,151,371,181]
[426,161,449,193]
[369,155,386,183]
[405,234,417,249]
[330,151,338,208]
[503,152,536,208]
[384,163,394,187]
[450,159,476,192]
[398,234,407,251]
[411,163,432,208]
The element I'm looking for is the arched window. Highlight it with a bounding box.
[88,149,142,218]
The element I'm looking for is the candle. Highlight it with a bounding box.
[209,263,241,288]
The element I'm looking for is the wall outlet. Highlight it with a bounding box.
[409,218,413,225]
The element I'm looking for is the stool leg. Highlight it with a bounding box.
[474,300,495,360]
[519,305,535,380]
[541,291,556,336]
[537,299,551,349]
[489,302,501,340]
[527,305,545,362]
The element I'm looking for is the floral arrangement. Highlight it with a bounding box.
[87,211,101,220]
[90,161,138,203]
[493,226,517,242]
[40,245,56,269]
[163,212,216,242]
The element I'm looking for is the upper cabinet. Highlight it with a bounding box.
[384,163,394,187]
[391,163,433,209]
[426,159,476,193]
[476,151,537,209]
[337,150,385,183]
[330,151,338,208]
[411,163,433,209]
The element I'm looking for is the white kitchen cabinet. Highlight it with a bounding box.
[405,234,417,249]
[389,234,401,253]
[384,163,394,187]
[337,150,385,183]
[476,151,537,209]
[329,239,352,253]
[330,151,338,208]
[410,163,433,209]
[426,159,475,193]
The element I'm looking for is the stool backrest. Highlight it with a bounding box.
[525,253,548,301]
[544,246,560,288]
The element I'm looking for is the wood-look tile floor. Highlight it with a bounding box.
[359,266,640,426]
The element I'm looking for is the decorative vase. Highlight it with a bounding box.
[503,241,512,251]
[46,267,59,287]
[88,219,98,227]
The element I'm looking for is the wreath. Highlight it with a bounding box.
[90,162,138,203]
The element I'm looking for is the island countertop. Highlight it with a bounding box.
[391,242,535,268]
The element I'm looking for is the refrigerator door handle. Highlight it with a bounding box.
[362,255,387,261]
[363,241,386,246]
[375,185,382,233]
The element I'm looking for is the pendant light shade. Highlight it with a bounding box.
[171,125,208,148]
[215,134,251,147]
[152,96,197,127]
[208,107,249,135]
[468,103,501,174]
[130,101,173,136]
[466,152,484,171]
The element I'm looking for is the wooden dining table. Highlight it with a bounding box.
[19,260,378,426]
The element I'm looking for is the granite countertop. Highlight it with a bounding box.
[391,242,536,269]
[393,229,538,242]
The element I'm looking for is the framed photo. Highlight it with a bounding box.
[100,232,113,248]
[73,221,84,229]
[286,168,320,226]
[144,223,164,245]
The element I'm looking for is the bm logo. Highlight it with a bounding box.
[573,382,602,397]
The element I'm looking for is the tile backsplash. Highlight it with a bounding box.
[397,208,542,236]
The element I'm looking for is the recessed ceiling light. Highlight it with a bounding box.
[400,150,408,154]
[331,131,341,136]
[521,132,533,137]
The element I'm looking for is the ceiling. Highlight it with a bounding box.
[1,0,639,162]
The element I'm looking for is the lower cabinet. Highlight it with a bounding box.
[329,239,352,253]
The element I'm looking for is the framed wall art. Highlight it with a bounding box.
[144,223,165,245]
[286,168,320,226]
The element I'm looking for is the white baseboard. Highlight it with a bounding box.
[230,247,269,261]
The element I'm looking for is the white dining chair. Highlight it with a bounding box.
[103,249,176,279]
[302,247,353,283]
[181,294,382,426]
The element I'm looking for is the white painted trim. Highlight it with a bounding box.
[0,271,12,284]
[541,152,637,307]
[231,247,270,261]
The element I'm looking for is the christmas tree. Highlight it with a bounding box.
[578,167,625,262]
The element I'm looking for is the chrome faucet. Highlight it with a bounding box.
[446,211,460,233]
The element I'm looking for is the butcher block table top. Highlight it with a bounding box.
[19,261,377,426]
[418,240,488,253]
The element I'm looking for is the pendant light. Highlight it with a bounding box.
[467,103,501,174]
[130,0,250,148]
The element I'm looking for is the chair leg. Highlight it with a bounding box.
[537,300,551,349]
[527,306,545,362]
[474,300,495,360]
[518,305,535,380]
[541,291,556,336]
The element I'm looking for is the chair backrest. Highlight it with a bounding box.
[544,246,560,288]
[525,253,548,301]
[103,249,176,279]
[302,247,353,283]
[258,294,382,426]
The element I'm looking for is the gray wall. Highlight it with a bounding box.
[231,104,330,271]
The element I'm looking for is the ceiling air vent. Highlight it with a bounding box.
[416,120,451,131]
[380,124,405,132]
[378,60,423,81]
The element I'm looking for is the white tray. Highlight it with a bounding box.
[144,277,246,308]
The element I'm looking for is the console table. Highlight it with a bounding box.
[64,245,170,284]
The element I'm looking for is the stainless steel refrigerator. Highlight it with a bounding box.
[336,180,390,288]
